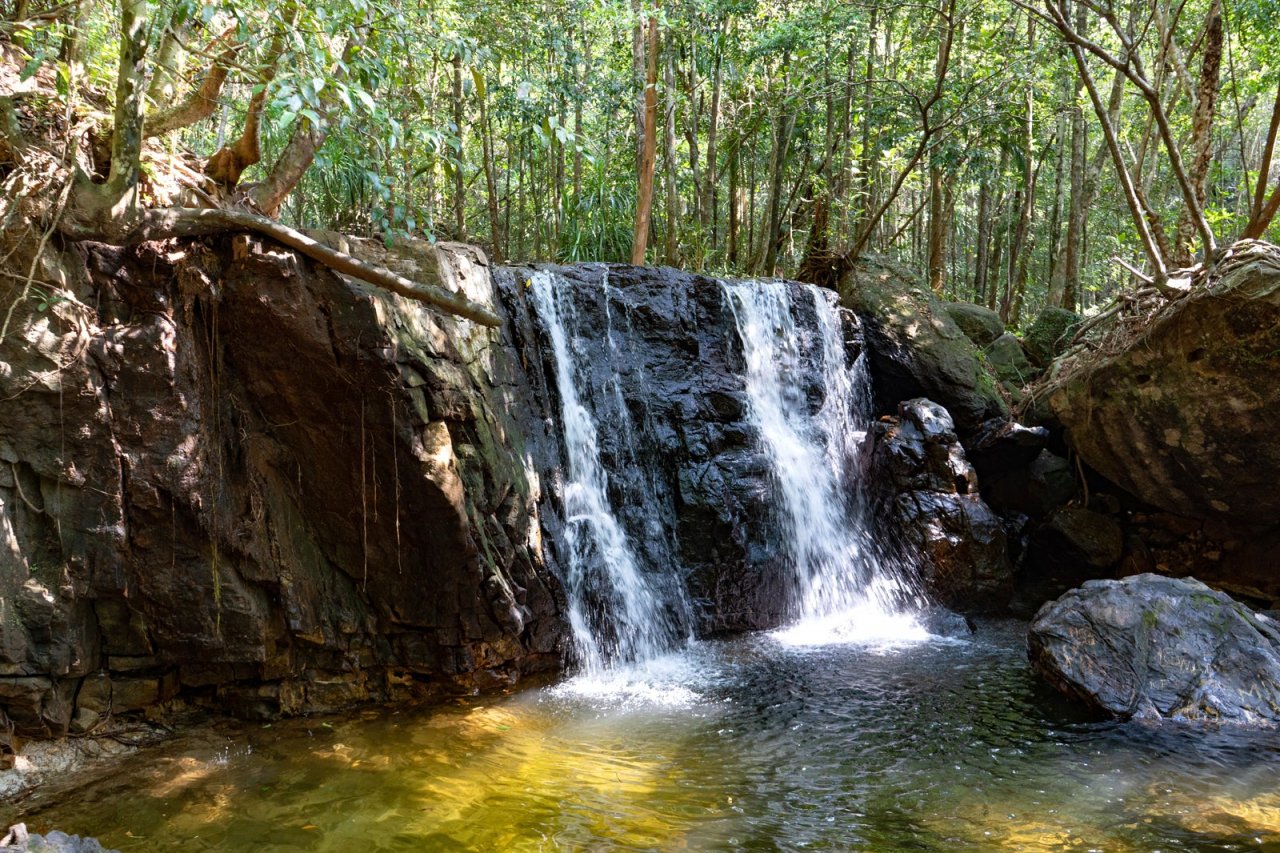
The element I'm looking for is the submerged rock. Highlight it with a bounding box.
[1028,574,1280,725]
[1,824,118,852]
[839,259,1008,434]
[1048,242,1280,526]
[866,399,1013,612]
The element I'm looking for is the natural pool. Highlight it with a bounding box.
[9,620,1280,852]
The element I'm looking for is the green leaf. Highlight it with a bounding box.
[19,58,42,82]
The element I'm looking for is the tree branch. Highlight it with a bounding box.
[59,206,503,327]
[145,29,240,138]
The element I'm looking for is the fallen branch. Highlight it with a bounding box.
[60,206,504,327]
[1111,256,1154,284]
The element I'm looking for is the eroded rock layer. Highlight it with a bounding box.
[0,237,565,735]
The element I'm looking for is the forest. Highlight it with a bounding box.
[4,0,1278,325]
[6,1,1280,850]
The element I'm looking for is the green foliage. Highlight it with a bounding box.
[8,0,1276,316]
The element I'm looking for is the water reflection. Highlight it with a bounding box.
[10,621,1280,852]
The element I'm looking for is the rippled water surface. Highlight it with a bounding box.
[12,621,1280,851]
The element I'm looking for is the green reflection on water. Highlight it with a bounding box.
[11,621,1280,852]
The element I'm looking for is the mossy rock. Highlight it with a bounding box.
[839,257,1008,434]
[1024,307,1084,367]
[1048,241,1280,525]
[984,333,1036,389]
[945,303,1005,348]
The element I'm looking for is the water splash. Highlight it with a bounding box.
[722,280,923,641]
[529,270,689,671]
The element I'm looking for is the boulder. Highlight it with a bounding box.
[866,399,1013,612]
[1028,574,1280,725]
[1038,508,1124,569]
[984,333,1036,396]
[840,258,1008,434]
[945,303,1005,347]
[1023,307,1083,366]
[964,418,1050,484]
[1048,241,1280,525]
[1,824,118,852]
[983,450,1076,519]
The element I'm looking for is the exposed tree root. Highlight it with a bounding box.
[58,205,504,327]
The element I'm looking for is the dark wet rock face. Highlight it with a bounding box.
[1028,574,1280,725]
[497,265,861,634]
[1049,243,1280,526]
[0,238,566,733]
[838,259,1007,436]
[865,399,1013,613]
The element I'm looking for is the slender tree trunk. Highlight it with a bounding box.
[632,0,646,181]
[972,177,991,301]
[664,36,679,265]
[631,15,659,265]
[574,36,589,208]
[728,147,740,265]
[684,36,702,230]
[859,5,879,233]
[478,67,502,262]
[1003,16,1037,320]
[1175,0,1222,264]
[927,165,946,294]
[453,54,466,241]
[763,100,797,277]
[701,19,725,239]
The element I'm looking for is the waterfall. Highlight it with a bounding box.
[722,280,922,638]
[529,270,690,671]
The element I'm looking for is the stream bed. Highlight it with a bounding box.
[8,620,1280,851]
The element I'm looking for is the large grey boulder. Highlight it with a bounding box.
[866,399,1013,612]
[840,258,1008,435]
[1028,574,1280,725]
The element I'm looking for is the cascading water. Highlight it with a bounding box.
[722,280,924,641]
[529,270,690,671]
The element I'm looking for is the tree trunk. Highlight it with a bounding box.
[972,176,991,302]
[927,165,946,294]
[684,35,702,230]
[1174,0,1222,265]
[478,68,502,262]
[664,36,679,265]
[728,147,740,265]
[701,19,725,238]
[632,0,646,181]
[1004,15,1037,320]
[452,54,467,242]
[630,15,659,265]
[763,102,796,277]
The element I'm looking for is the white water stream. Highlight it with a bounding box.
[531,270,922,683]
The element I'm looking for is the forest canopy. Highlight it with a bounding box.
[2,0,1278,326]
